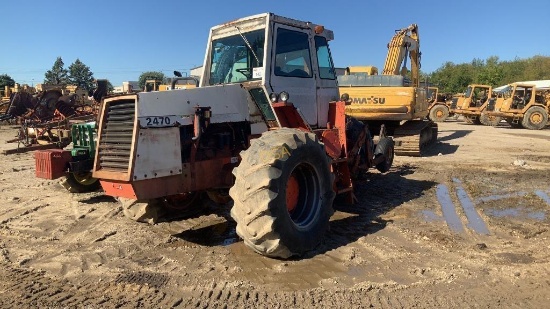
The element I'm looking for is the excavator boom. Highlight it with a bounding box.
[382,24,420,87]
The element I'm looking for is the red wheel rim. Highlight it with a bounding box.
[286,174,300,213]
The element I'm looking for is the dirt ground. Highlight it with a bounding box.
[0,118,549,308]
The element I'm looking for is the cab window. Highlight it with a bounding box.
[274,28,312,78]
[314,36,336,79]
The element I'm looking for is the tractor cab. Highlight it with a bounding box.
[200,13,339,128]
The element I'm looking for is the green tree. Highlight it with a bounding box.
[138,71,165,89]
[477,56,503,86]
[44,57,70,85]
[522,55,550,80]
[0,74,15,91]
[68,59,95,91]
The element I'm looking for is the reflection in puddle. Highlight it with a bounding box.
[476,192,527,203]
[535,190,550,205]
[436,184,464,233]
[453,178,490,235]
[486,207,546,221]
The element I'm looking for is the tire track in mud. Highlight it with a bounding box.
[0,263,185,308]
[1,241,547,308]
[181,280,545,308]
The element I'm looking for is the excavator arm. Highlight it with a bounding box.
[382,24,420,87]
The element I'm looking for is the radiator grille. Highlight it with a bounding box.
[97,99,135,172]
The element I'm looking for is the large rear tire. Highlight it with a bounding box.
[479,112,502,127]
[521,106,548,130]
[230,128,335,258]
[429,105,449,122]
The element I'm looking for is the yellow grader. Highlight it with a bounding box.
[426,87,454,122]
[484,83,550,129]
[452,84,505,126]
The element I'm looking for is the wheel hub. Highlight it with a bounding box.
[72,172,97,186]
[531,113,542,123]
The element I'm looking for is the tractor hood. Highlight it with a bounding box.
[135,83,259,127]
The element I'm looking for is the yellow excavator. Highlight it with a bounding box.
[339,24,436,156]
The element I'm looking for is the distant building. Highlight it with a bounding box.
[190,66,203,79]
[113,81,141,93]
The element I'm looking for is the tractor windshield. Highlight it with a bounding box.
[209,29,265,85]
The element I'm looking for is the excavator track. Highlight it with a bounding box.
[393,120,437,156]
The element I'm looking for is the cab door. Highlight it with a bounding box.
[313,35,339,127]
[269,25,318,126]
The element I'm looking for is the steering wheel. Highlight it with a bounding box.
[236,68,252,78]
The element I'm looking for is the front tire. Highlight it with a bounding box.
[61,172,100,193]
[429,105,449,122]
[230,128,335,258]
[479,112,501,127]
[521,106,548,130]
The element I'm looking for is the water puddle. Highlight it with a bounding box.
[486,207,546,221]
[476,192,527,203]
[535,190,550,205]
[436,184,464,233]
[453,178,490,235]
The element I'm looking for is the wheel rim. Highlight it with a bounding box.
[286,174,300,213]
[530,112,543,124]
[72,172,97,186]
[286,163,320,229]
[436,109,444,118]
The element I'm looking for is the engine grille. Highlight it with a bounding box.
[97,99,135,172]
[486,98,496,111]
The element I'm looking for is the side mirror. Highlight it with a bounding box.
[174,71,183,77]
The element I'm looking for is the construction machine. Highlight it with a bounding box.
[85,13,393,259]
[427,86,454,122]
[144,75,199,92]
[452,84,504,126]
[339,24,437,156]
[484,83,549,130]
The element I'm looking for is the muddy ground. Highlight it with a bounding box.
[0,119,549,308]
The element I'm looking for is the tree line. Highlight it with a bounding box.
[2,55,549,95]
[426,55,550,94]
[0,57,98,93]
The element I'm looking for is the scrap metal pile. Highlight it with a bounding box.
[1,80,107,154]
